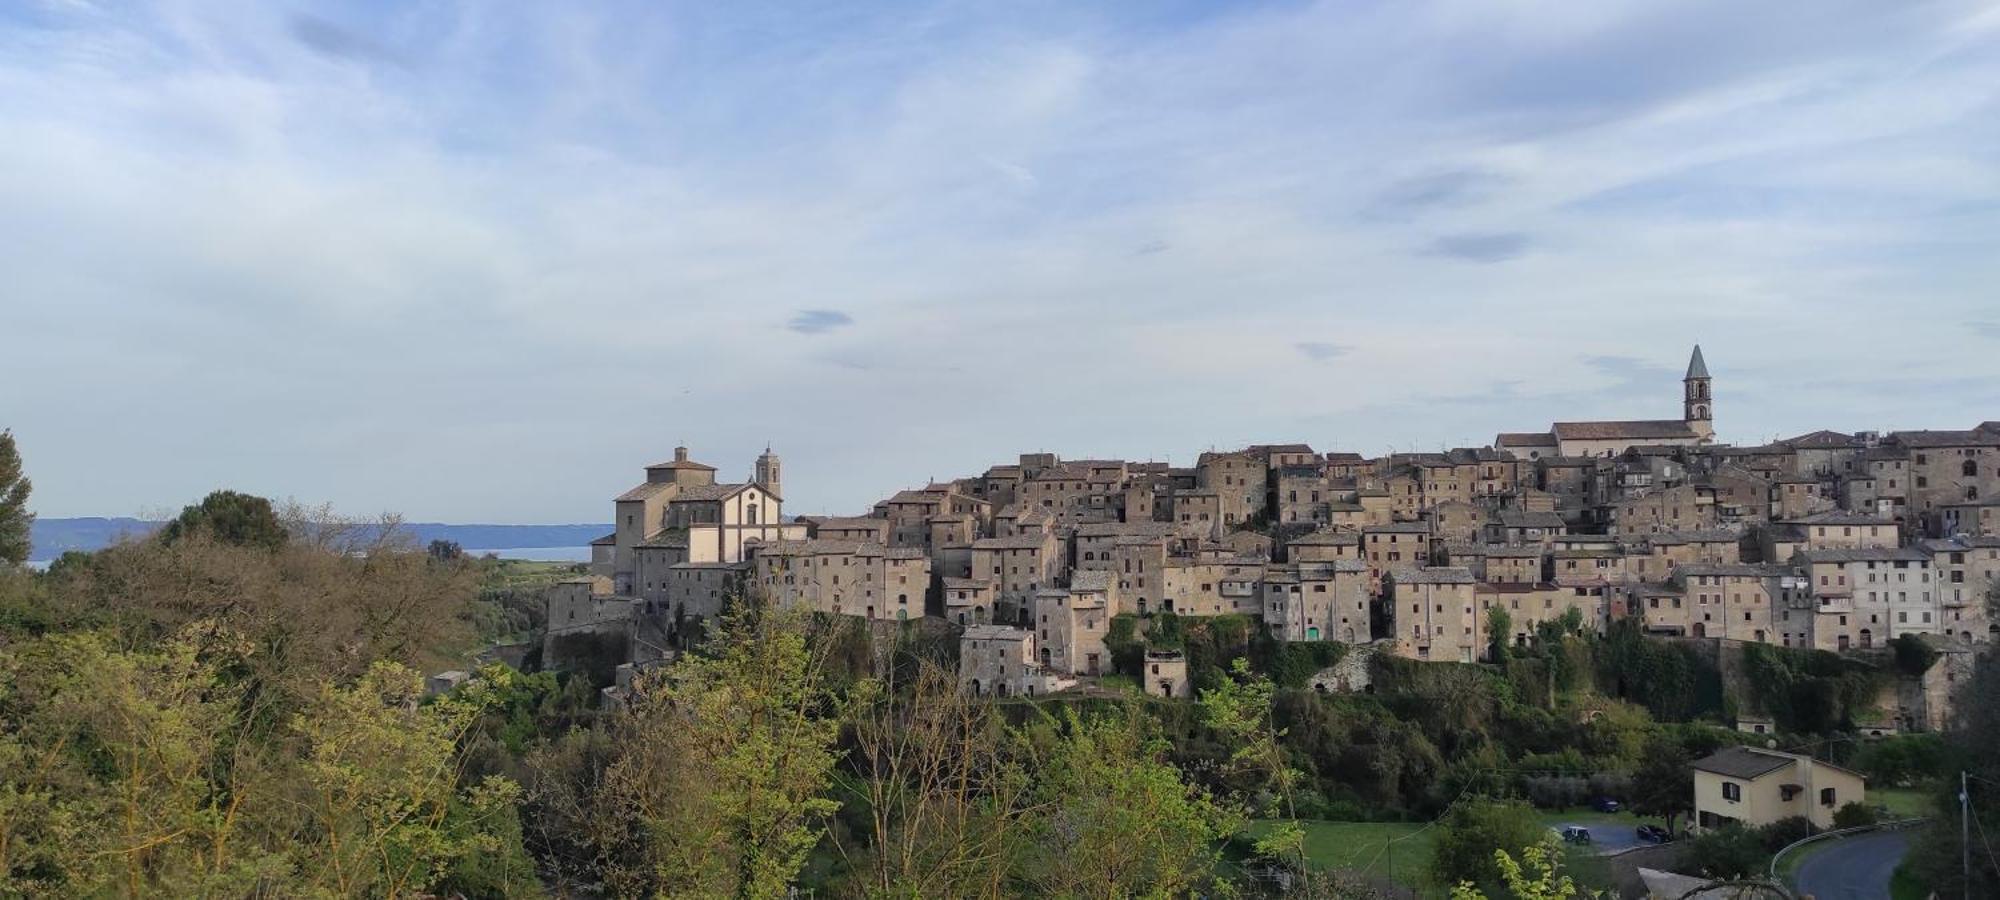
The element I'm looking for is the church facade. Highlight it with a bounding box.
[1496,345,1716,459]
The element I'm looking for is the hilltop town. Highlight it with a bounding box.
[548,346,1995,718]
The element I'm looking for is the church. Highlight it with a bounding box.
[1494,346,1715,459]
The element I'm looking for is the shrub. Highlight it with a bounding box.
[1758,815,1816,852]
[1684,824,1770,879]
[1833,801,1879,830]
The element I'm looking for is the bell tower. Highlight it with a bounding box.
[754,445,782,500]
[1683,345,1713,441]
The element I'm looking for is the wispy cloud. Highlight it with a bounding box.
[1295,342,1347,362]
[787,309,855,335]
[1423,232,1531,263]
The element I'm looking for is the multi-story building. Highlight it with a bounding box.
[1389,567,1480,662]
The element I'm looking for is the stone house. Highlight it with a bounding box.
[1388,567,1480,662]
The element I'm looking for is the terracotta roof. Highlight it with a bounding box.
[1552,420,1700,441]
[617,482,678,502]
[670,483,752,503]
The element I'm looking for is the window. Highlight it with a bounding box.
[1722,782,1741,802]
[1820,787,1836,807]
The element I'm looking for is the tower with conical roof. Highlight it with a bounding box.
[1683,345,1714,440]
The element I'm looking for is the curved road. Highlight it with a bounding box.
[1791,830,1912,900]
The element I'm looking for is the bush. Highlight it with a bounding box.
[1684,824,1770,879]
[1430,797,1545,896]
[1758,815,1817,852]
[1834,801,1879,830]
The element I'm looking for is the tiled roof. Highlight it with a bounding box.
[1552,420,1700,441]
[1390,566,1476,585]
[1496,432,1559,447]
[1781,430,1857,449]
[1889,429,1997,448]
[617,482,678,502]
[1496,510,1565,529]
[1784,511,1895,526]
[973,535,1049,550]
[1692,747,1795,781]
[1070,571,1115,592]
[670,483,751,503]
[1796,547,1929,564]
[962,625,1031,641]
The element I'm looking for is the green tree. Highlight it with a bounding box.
[1890,633,1939,677]
[1487,606,1513,663]
[428,539,465,562]
[161,489,288,550]
[1449,838,1598,899]
[290,662,540,898]
[1015,708,1242,898]
[1627,736,1692,834]
[0,430,30,567]
[597,602,843,898]
[1431,797,1545,896]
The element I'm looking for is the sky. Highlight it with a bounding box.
[4,0,2000,523]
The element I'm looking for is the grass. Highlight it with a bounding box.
[1873,785,1937,820]
[1889,861,1928,900]
[1245,819,1437,890]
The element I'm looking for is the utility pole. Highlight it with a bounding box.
[1964,770,1972,897]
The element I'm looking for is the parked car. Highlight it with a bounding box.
[1636,824,1672,843]
[1592,797,1622,813]
[1561,826,1593,845]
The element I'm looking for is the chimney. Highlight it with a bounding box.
[674,446,689,463]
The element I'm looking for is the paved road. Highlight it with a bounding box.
[1791,830,1912,900]
[1544,823,1647,854]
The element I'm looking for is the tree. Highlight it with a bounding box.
[0,430,30,567]
[1908,640,2000,897]
[1486,606,1513,663]
[1891,633,1939,677]
[161,489,287,550]
[596,602,843,898]
[1014,708,1241,898]
[428,539,465,562]
[1449,838,1597,900]
[289,662,540,898]
[1627,736,1693,834]
[1431,798,1545,897]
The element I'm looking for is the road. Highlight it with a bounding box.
[1791,829,1912,900]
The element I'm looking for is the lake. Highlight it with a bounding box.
[464,546,593,562]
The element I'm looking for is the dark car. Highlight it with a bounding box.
[1593,797,1622,813]
[1636,824,1672,843]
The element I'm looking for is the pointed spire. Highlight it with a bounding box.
[1685,344,1709,379]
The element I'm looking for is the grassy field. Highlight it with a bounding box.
[1873,785,1938,819]
[1245,819,1437,889]
[1242,810,1630,897]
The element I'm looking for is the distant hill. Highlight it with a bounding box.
[28,518,611,562]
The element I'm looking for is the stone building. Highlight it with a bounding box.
[1389,567,1480,662]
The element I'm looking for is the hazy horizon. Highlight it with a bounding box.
[7,1,2000,522]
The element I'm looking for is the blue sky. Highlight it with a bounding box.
[4,0,2000,522]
